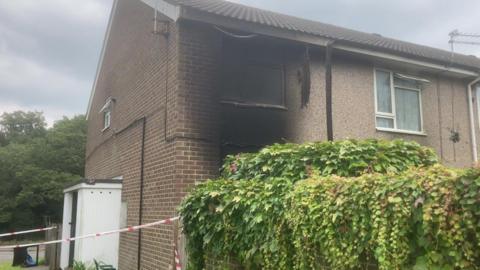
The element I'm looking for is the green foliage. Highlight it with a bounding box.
[0,112,87,231]
[0,263,22,270]
[31,115,87,175]
[0,111,47,146]
[181,166,480,269]
[181,178,294,269]
[180,140,479,269]
[73,261,95,270]
[222,139,437,181]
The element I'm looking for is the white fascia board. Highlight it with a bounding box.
[86,0,118,120]
[334,44,479,77]
[64,182,123,193]
[141,0,181,21]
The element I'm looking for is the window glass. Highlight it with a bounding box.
[394,77,419,89]
[395,88,421,131]
[103,111,111,129]
[375,70,392,113]
[376,117,394,128]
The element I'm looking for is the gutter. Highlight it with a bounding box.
[321,45,479,78]
[468,77,480,164]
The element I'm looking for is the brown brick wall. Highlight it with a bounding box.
[86,2,224,269]
[85,0,181,268]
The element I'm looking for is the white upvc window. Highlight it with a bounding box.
[103,110,111,130]
[100,97,114,131]
[374,69,426,134]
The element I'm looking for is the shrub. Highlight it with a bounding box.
[72,261,94,270]
[181,178,294,269]
[221,139,437,181]
[180,166,480,270]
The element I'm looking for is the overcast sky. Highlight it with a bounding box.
[1,0,479,125]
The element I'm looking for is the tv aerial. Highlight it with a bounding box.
[449,29,480,54]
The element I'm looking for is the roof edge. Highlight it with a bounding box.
[141,0,181,21]
[64,178,123,190]
[180,5,331,47]
[335,44,479,77]
[86,0,119,120]
[179,5,479,76]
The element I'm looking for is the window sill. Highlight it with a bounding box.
[101,126,110,133]
[220,100,287,111]
[376,127,427,136]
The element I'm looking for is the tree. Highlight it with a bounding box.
[0,111,46,146]
[0,111,87,231]
[32,115,87,176]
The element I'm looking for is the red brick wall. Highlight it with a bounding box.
[85,0,183,269]
[85,1,223,269]
[173,20,222,205]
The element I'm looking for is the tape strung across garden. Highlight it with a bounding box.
[0,216,180,250]
[0,226,57,239]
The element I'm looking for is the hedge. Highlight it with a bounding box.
[180,140,479,269]
[221,139,438,181]
[181,166,480,269]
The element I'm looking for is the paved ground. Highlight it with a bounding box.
[0,246,47,269]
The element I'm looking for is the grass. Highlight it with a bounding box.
[0,263,22,270]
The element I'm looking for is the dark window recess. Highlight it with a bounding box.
[221,38,285,107]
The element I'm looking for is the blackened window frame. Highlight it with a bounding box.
[220,37,287,109]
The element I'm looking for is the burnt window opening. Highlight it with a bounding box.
[221,37,286,107]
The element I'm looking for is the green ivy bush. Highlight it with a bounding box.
[221,139,438,181]
[180,140,479,269]
[289,166,480,270]
[181,178,294,269]
[181,166,480,269]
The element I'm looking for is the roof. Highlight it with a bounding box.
[64,179,122,189]
[168,0,480,71]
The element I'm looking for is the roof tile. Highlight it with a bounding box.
[169,0,480,70]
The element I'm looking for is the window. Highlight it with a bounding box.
[375,69,424,133]
[221,38,285,107]
[103,110,111,130]
[100,97,114,131]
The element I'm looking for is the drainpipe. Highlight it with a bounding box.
[137,117,147,270]
[325,41,335,141]
[468,77,480,164]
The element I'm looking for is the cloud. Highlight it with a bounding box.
[0,51,89,110]
[0,0,112,123]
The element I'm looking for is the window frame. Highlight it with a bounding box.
[103,110,111,131]
[374,68,425,135]
[100,97,114,132]
[220,39,287,109]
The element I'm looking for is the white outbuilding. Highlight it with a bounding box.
[60,179,122,269]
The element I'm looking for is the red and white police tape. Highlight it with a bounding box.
[0,216,180,250]
[174,245,182,270]
[0,226,57,239]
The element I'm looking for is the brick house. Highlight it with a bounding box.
[84,0,480,269]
